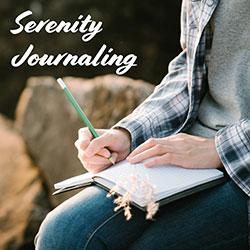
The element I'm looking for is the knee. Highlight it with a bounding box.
[35,205,87,250]
[35,209,108,250]
[35,210,66,249]
[35,187,114,249]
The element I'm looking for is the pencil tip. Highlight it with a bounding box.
[109,156,115,165]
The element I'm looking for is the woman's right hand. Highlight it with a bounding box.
[74,127,131,173]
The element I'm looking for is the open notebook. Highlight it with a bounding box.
[53,160,224,210]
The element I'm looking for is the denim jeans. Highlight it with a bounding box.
[35,180,248,250]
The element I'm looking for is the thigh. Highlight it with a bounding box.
[129,180,249,250]
[36,180,248,250]
[35,186,151,250]
[35,186,116,249]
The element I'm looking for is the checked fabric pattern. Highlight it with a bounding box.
[115,0,250,196]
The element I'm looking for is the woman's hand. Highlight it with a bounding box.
[127,133,223,169]
[75,127,131,173]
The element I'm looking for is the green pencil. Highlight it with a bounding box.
[57,78,114,164]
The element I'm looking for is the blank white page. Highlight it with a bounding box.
[97,160,224,200]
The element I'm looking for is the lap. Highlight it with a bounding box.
[35,180,248,250]
[129,180,248,250]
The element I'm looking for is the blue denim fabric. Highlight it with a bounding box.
[35,180,248,250]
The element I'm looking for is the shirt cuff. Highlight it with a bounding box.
[215,120,250,196]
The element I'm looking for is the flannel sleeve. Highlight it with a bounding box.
[215,119,250,196]
[113,0,189,150]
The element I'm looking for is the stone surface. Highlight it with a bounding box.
[15,75,154,205]
[0,114,52,250]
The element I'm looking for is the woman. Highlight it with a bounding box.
[35,0,249,249]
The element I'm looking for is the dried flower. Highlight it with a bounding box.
[146,201,159,220]
[106,172,159,220]
[124,206,132,221]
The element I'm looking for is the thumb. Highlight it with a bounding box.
[85,134,110,157]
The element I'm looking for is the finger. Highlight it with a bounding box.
[85,133,110,157]
[77,128,93,150]
[97,148,111,158]
[82,153,118,173]
[128,144,171,164]
[84,154,111,165]
[78,153,109,171]
[95,152,118,164]
[78,127,93,140]
[79,128,108,139]
[144,153,175,168]
[80,139,91,150]
[75,137,91,152]
[75,137,93,151]
[94,148,118,164]
[84,163,111,174]
[127,138,161,159]
[79,151,118,165]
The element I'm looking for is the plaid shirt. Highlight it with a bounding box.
[115,0,250,197]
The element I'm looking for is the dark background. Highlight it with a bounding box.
[0,0,182,118]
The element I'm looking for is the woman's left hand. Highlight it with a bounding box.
[127,133,223,169]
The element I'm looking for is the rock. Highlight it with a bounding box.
[15,75,154,205]
[0,114,52,250]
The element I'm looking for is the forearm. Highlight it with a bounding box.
[114,47,189,148]
[114,0,190,150]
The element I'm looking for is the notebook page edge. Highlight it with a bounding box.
[54,172,94,189]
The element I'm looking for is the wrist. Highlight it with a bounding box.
[112,127,132,152]
[208,138,224,168]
